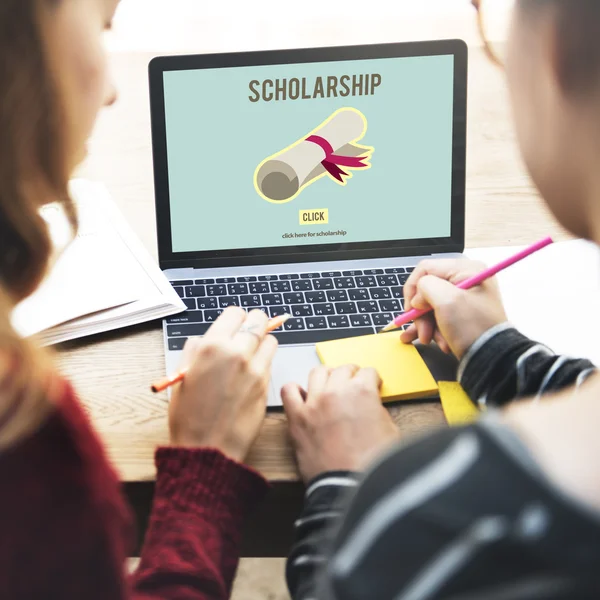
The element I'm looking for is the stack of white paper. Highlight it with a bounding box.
[11,180,186,345]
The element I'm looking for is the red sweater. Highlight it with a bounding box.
[0,379,269,599]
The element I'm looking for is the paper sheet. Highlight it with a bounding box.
[316,332,438,402]
[11,190,142,337]
[438,381,480,426]
[11,180,185,343]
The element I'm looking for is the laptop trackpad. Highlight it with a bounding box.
[269,345,321,407]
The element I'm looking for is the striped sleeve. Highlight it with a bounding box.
[287,424,600,600]
[457,323,596,408]
[286,326,599,599]
[286,472,361,600]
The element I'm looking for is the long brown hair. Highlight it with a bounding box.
[0,0,76,447]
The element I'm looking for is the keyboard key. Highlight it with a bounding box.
[321,271,342,278]
[185,285,206,297]
[313,278,334,290]
[236,276,257,282]
[256,306,269,315]
[205,309,223,322]
[306,316,327,329]
[314,303,335,316]
[241,295,261,307]
[250,282,269,294]
[342,270,363,276]
[349,289,369,301]
[377,275,398,286]
[391,287,404,299]
[406,267,415,273]
[195,278,215,285]
[327,290,348,302]
[228,283,248,295]
[172,280,193,286]
[270,281,291,293]
[258,275,279,281]
[380,299,402,312]
[300,272,321,279]
[262,294,283,306]
[219,296,240,308]
[197,297,218,309]
[183,298,196,310]
[357,301,379,313]
[370,288,391,300]
[168,338,187,351]
[269,305,290,318]
[167,323,210,337]
[327,315,350,328]
[305,291,326,303]
[350,314,372,327]
[206,284,226,296]
[335,302,358,315]
[166,311,205,324]
[372,312,394,326]
[173,287,185,298]
[398,274,410,285]
[283,292,304,305]
[363,269,384,275]
[356,276,376,288]
[216,277,236,283]
[284,318,306,331]
[334,277,356,289]
[292,305,313,317]
[384,267,406,274]
[279,273,299,280]
[292,280,312,292]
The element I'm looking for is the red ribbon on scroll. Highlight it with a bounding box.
[306,135,369,183]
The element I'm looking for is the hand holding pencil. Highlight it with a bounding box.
[163,307,284,461]
[152,312,289,393]
[397,238,552,359]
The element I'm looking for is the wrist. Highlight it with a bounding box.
[169,432,247,463]
[452,319,508,360]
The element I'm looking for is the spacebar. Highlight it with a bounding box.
[271,327,374,345]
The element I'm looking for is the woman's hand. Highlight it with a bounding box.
[400,259,508,359]
[169,307,278,462]
[282,365,399,483]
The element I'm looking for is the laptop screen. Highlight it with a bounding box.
[161,53,456,255]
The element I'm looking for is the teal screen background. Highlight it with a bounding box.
[163,55,455,253]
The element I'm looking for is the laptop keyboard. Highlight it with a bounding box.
[165,267,415,350]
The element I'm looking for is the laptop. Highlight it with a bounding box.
[149,40,468,406]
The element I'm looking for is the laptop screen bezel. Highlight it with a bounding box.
[149,40,467,270]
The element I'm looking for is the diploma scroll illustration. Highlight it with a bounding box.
[254,107,374,203]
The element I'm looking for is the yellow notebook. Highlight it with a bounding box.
[438,381,480,426]
[315,333,438,402]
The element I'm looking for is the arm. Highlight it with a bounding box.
[130,448,268,600]
[400,258,596,406]
[0,378,269,600]
[286,471,360,600]
[130,307,277,599]
[458,322,596,407]
[288,422,600,600]
[280,366,400,600]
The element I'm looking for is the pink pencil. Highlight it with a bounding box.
[379,236,554,333]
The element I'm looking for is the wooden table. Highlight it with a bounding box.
[56,45,568,556]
